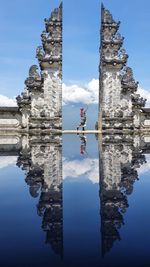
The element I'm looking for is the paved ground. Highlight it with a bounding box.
[62,130,101,134]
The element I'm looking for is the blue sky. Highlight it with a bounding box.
[0,0,150,98]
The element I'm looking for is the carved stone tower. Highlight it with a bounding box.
[99,135,146,255]
[98,4,146,131]
[16,3,62,132]
[17,135,63,256]
[36,3,62,129]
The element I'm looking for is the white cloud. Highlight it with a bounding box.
[0,94,17,106]
[0,79,99,107]
[63,157,99,184]
[63,79,150,106]
[0,78,150,107]
[138,87,150,107]
[138,154,150,175]
[0,156,17,169]
[62,79,99,105]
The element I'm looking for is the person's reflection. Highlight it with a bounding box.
[79,134,87,155]
[17,141,63,257]
[99,139,146,256]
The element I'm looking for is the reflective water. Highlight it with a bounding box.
[0,134,150,267]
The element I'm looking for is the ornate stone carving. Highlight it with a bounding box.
[41,30,47,44]
[121,67,138,93]
[16,89,31,108]
[16,136,63,256]
[113,33,124,43]
[102,5,120,28]
[36,46,45,61]
[99,4,148,131]
[99,137,146,255]
[132,94,147,108]
[15,3,62,131]
[103,9,114,24]
[25,65,42,91]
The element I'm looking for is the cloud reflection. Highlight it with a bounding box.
[0,156,17,169]
[63,157,99,184]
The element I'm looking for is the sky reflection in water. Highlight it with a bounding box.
[0,134,150,267]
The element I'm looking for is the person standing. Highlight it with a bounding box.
[77,106,88,131]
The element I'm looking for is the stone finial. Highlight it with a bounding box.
[44,1,62,31]
[25,64,42,90]
[132,94,147,108]
[102,4,119,26]
[29,65,41,79]
[37,3,62,71]
[121,67,138,92]
[16,90,31,108]
[122,67,134,84]
[103,9,114,24]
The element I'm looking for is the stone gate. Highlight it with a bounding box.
[98,4,150,132]
[0,3,62,133]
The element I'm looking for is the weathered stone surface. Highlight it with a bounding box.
[99,4,148,131]
[99,135,146,255]
[16,134,63,256]
[1,133,150,257]
[0,108,22,130]
[0,3,62,132]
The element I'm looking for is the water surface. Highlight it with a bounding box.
[0,134,150,267]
